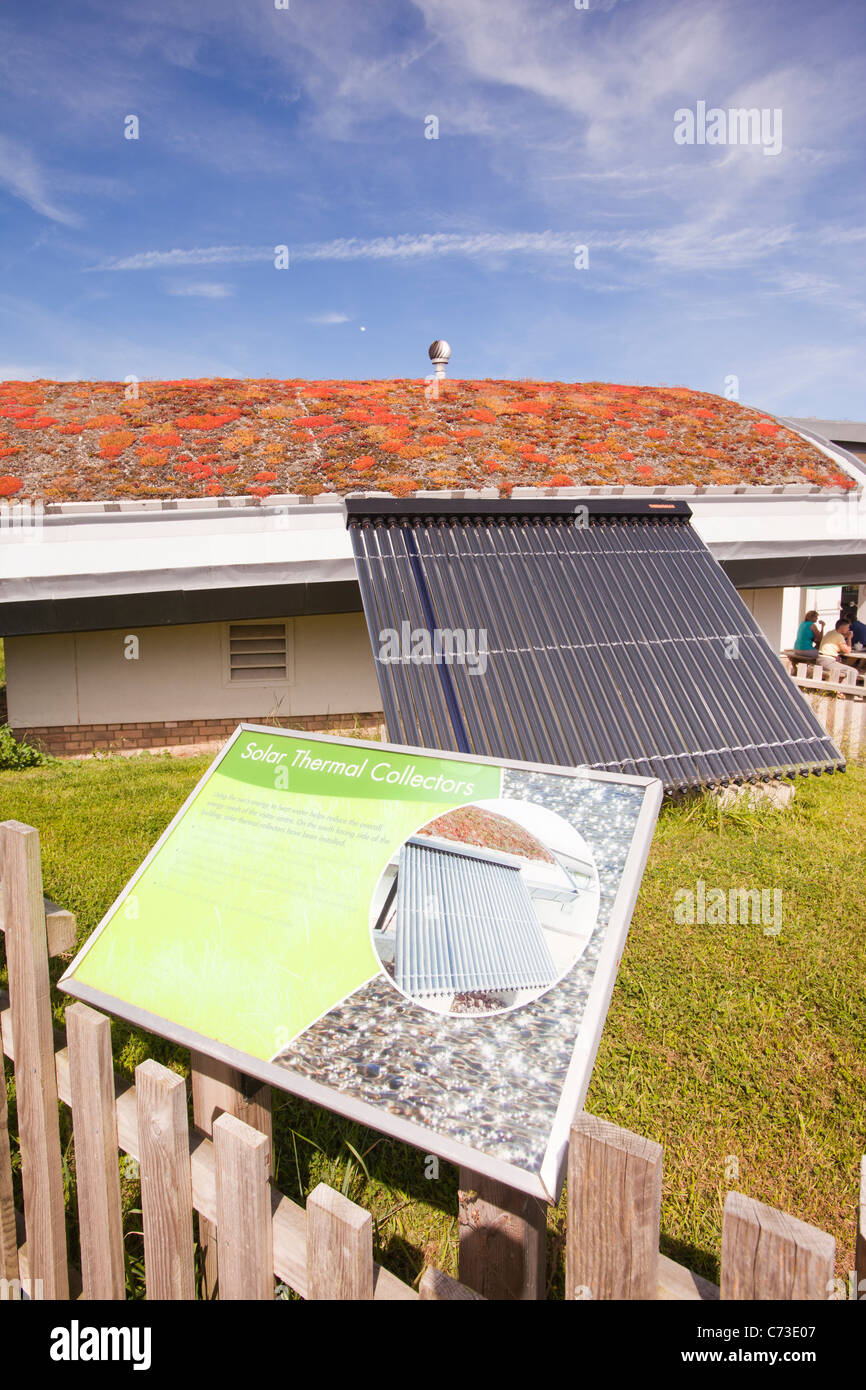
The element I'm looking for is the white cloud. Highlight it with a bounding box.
[0,135,80,226]
[94,231,581,272]
[91,222,810,281]
[296,231,576,261]
[306,311,351,324]
[611,223,797,273]
[406,0,725,136]
[820,226,866,246]
[763,270,841,298]
[165,281,235,298]
[93,245,270,270]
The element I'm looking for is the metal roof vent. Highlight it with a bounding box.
[428,339,451,379]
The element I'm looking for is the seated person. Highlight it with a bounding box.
[842,608,866,650]
[818,619,854,675]
[793,610,823,653]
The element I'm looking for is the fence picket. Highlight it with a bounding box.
[0,1048,18,1284]
[721,1191,835,1299]
[567,1114,662,1300]
[190,1050,272,1298]
[136,1059,196,1300]
[214,1113,273,1300]
[67,1003,125,1299]
[0,821,69,1299]
[306,1183,374,1300]
[856,1156,866,1304]
[458,1167,547,1300]
[790,671,866,758]
[0,887,76,957]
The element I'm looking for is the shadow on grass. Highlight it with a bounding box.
[375,1231,427,1288]
[273,1092,460,1212]
[660,1231,720,1286]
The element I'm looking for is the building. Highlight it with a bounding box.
[1,375,864,756]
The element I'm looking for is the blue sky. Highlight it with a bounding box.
[0,0,864,415]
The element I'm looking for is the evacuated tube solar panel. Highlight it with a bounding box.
[395,840,558,998]
[347,504,844,790]
[655,521,834,773]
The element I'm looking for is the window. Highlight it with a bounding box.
[226,621,292,683]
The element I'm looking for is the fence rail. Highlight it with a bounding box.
[782,653,866,758]
[1,818,863,1301]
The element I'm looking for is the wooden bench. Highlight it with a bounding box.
[781,650,866,691]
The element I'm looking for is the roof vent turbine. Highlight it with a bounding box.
[428,340,451,379]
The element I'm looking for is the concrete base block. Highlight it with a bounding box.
[711,781,796,812]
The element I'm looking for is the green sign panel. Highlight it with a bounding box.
[66,728,500,1061]
[62,723,660,1199]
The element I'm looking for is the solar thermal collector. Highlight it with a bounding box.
[395,838,558,998]
[347,499,843,790]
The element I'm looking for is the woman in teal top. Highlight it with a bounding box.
[794,611,823,652]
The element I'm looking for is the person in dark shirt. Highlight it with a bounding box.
[842,608,866,650]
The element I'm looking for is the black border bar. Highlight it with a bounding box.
[345,496,693,520]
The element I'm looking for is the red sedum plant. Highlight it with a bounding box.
[0,376,855,503]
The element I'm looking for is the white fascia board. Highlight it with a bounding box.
[689,490,865,553]
[0,505,357,590]
[2,486,864,599]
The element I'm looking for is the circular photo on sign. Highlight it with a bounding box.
[369,799,600,1018]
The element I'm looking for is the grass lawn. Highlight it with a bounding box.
[2,751,864,1297]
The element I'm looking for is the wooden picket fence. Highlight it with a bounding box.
[1,817,864,1302]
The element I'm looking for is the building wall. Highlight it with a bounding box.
[803,585,843,637]
[4,587,824,753]
[6,612,381,729]
[11,712,387,757]
[738,584,853,651]
[736,587,789,650]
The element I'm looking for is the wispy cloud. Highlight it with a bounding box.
[92,223,803,278]
[95,231,581,272]
[820,225,866,246]
[763,270,840,298]
[297,231,576,261]
[2,0,864,413]
[92,245,268,270]
[165,281,235,298]
[0,135,80,226]
[611,223,797,273]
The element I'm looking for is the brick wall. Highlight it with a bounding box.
[13,712,387,757]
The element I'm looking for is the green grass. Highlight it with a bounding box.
[2,752,864,1295]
